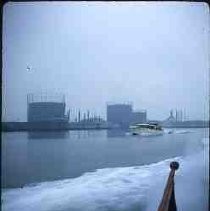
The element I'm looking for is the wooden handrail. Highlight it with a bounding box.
[157,161,179,211]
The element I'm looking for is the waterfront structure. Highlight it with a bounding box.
[175,109,184,122]
[27,93,69,122]
[161,110,176,128]
[69,115,108,130]
[165,110,176,123]
[131,110,147,124]
[106,103,133,128]
[159,109,207,128]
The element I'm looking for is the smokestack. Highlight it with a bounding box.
[87,110,90,121]
[184,109,186,121]
[180,110,182,122]
[179,110,182,122]
[78,110,81,122]
[67,109,70,121]
[170,110,173,117]
[176,110,179,122]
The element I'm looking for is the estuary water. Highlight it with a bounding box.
[1,128,209,211]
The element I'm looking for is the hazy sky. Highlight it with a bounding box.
[2,2,209,121]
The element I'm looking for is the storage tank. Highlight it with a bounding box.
[106,103,133,128]
[27,93,68,123]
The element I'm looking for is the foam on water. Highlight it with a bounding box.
[163,129,193,134]
[1,158,181,211]
[146,137,209,211]
[2,138,208,211]
[126,129,193,136]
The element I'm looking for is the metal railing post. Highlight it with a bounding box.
[157,161,179,211]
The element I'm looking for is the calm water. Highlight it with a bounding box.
[1,128,205,188]
[1,128,209,211]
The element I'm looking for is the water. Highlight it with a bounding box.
[1,128,209,211]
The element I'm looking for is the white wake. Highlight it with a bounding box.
[2,138,208,211]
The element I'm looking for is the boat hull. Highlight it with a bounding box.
[131,129,164,136]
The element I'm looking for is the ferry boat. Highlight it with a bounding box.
[129,123,164,136]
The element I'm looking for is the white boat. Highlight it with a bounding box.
[129,123,164,136]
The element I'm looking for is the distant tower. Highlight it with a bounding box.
[87,110,90,121]
[180,110,183,122]
[166,109,176,123]
[67,109,70,121]
[179,110,182,122]
[184,109,186,121]
[175,110,178,122]
[78,110,81,122]
[170,110,173,118]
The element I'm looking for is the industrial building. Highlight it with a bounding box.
[131,110,147,124]
[106,103,133,128]
[27,93,69,123]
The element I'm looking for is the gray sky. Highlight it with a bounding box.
[2,2,209,121]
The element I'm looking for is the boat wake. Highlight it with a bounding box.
[164,129,193,134]
[126,129,193,137]
[2,139,208,211]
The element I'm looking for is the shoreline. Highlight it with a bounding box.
[2,121,209,132]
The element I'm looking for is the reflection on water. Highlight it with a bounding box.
[28,131,68,139]
[1,129,206,189]
[28,130,101,139]
[68,130,93,139]
[106,129,127,137]
[26,138,69,185]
